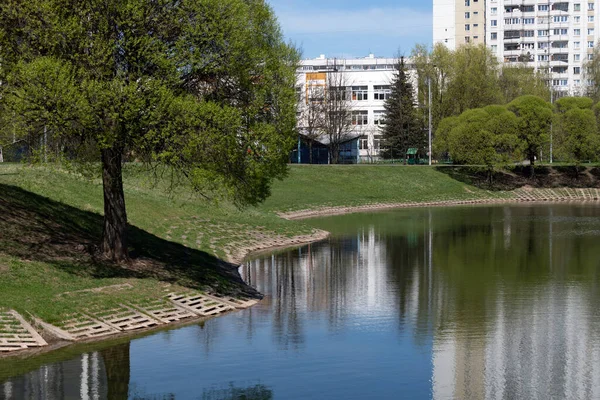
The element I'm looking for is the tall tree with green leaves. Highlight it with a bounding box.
[554,97,599,174]
[0,0,299,261]
[446,44,503,114]
[441,105,519,183]
[584,44,600,102]
[380,57,423,159]
[499,64,551,104]
[507,95,553,175]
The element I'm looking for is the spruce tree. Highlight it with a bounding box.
[380,57,423,160]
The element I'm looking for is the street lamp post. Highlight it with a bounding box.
[428,76,432,166]
[550,90,553,164]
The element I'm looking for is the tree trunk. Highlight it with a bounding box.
[309,140,313,164]
[101,145,128,262]
[529,153,536,178]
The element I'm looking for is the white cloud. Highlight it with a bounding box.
[274,7,432,37]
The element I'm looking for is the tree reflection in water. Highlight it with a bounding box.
[4,205,600,399]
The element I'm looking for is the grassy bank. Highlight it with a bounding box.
[0,163,595,328]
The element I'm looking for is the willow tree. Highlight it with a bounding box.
[554,97,600,174]
[507,95,553,175]
[0,0,299,261]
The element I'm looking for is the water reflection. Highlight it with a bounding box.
[243,204,600,399]
[1,349,113,400]
[2,204,600,399]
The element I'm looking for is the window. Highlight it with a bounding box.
[575,16,581,23]
[589,16,595,22]
[589,54,594,60]
[491,7,497,15]
[307,86,325,102]
[373,137,381,151]
[465,24,470,31]
[589,41,595,48]
[465,0,470,5]
[465,36,471,43]
[589,28,595,35]
[553,79,568,86]
[538,55,549,61]
[358,136,369,150]
[575,29,581,35]
[491,20,497,26]
[575,54,581,61]
[538,42,549,49]
[574,79,581,86]
[465,12,470,18]
[588,3,594,10]
[352,111,368,125]
[374,111,386,125]
[575,3,581,11]
[491,44,498,52]
[523,18,535,24]
[523,30,534,37]
[330,86,349,101]
[373,85,391,101]
[553,28,568,35]
[574,67,581,74]
[553,16,568,22]
[575,41,581,49]
[538,4,549,11]
[538,30,549,36]
[351,86,368,101]
[491,32,498,40]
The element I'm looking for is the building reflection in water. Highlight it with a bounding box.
[3,205,600,399]
[243,205,600,399]
[0,343,129,400]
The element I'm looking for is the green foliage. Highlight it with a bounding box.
[554,96,594,112]
[499,64,550,104]
[584,44,600,102]
[554,100,600,167]
[443,106,519,178]
[447,45,502,114]
[432,116,459,157]
[0,0,298,205]
[411,43,552,135]
[380,57,424,159]
[507,95,553,168]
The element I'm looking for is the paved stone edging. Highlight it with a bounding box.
[278,188,600,220]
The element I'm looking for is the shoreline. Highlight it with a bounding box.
[279,192,600,220]
[4,189,600,361]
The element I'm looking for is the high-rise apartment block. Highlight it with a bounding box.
[434,0,600,96]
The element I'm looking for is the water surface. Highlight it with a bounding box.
[2,204,600,399]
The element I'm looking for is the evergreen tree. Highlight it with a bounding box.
[380,57,423,160]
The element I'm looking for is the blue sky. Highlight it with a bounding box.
[267,0,432,59]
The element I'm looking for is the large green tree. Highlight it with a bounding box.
[554,97,599,174]
[440,105,519,182]
[0,0,299,261]
[499,64,550,104]
[380,57,423,159]
[507,95,553,175]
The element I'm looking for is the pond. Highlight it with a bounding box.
[2,204,600,399]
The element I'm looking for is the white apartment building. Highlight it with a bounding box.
[434,0,600,95]
[296,55,417,162]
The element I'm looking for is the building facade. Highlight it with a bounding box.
[296,55,417,162]
[434,0,600,96]
[434,0,487,49]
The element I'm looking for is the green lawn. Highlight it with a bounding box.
[0,163,512,325]
[260,165,507,212]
